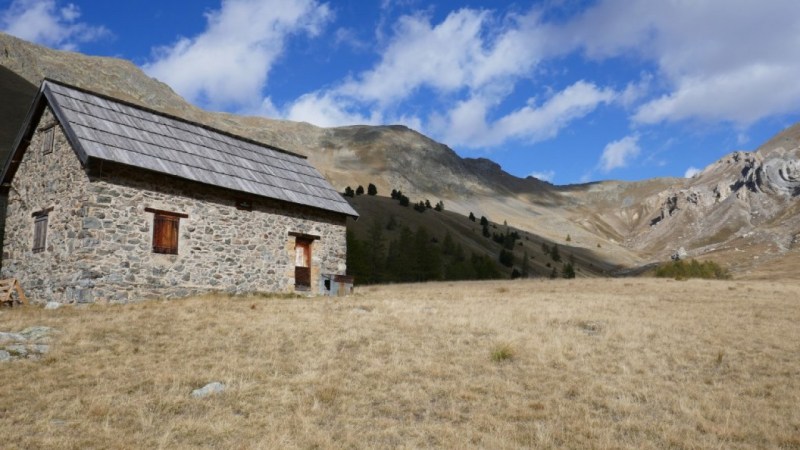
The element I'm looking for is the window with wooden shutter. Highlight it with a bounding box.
[146,208,187,255]
[41,127,54,155]
[32,212,48,253]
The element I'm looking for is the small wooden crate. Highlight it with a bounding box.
[0,278,27,307]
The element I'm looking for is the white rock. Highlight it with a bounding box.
[44,302,61,310]
[191,382,225,398]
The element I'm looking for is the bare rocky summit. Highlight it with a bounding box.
[2,32,798,278]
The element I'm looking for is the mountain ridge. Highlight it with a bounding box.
[2,31,798,278]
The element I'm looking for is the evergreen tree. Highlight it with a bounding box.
[442,232,456,256]
[549,266,558,279]
[521,251,530,278]
[414,226,442,281]
[562,262,576,279]
[366,220,386,283]
[425,199,432,209]
[399,195,410,207]
[499,249,514,267]
[469,212,476,222]
[386,214,398,230]
[345,230,369,282]
[482,223,491,238]
[356,185,365,195]
[413,201,426,212]
[343,186,355,197]
[551,244,561,262]
[391,189,399,199]
[367,183,378,195]
[434,200,444,212]
[480,216,489,226]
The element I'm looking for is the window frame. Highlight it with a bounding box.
[31,208,52,253]
[145,208,188,255]
[41,126,55,155]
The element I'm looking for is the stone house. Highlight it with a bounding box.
[0,80,358,303]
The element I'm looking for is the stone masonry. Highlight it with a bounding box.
[1,106,347,303]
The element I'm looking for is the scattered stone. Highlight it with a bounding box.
[44,301,61,310]
[0,326,56,362]
[0,332,25,343]
[191,382,225,398]
[671,247,688,261]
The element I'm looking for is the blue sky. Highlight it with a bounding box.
[3,0,800,185]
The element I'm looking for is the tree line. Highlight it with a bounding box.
[347,219,500,284]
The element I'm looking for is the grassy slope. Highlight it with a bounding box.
[346,194,619,279]
[1,279,798,449]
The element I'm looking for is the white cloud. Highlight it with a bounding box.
[143,0,331,110]
[684,166,701,178]
[438,81,616,148]
[563,0,800,125]
[599,135,640,172]
[0,0,109,50]
[285,91,381,127]
[529,170,554,182]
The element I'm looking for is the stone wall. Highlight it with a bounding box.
[2,106,348,304]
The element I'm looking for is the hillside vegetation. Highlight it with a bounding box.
[343,193,615,283]
[1,279,799,449]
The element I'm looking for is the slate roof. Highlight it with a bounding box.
[3,80,358,218]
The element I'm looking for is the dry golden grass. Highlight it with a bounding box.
[1,279,799,449]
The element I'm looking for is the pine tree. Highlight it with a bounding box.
[386,214,398,230]
[434,200,444,212]
[551,244,561,262]
[367,183,377,195]
[356,185,365,195]
[480,216,489,226]
[469,212,476,222]
[343,186,355,197]
[562,262,576,279]
[366,220,386,283]
[521,251,530,278]
[499,249,514,267]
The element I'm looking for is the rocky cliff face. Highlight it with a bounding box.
[2,31,799,277]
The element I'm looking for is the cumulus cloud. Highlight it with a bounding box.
[684,166,701,178]
[143,0,331,110]
[529,170,555,182]
[288,8,610,144]
[437,81,616,148]
[599,135,640,172]
[0,0,109,50]
[563,0,800,125]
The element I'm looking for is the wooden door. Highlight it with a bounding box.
[295,238,311,288]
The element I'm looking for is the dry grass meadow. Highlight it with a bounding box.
[1,278,799,449]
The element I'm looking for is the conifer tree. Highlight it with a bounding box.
[367,183,377,195]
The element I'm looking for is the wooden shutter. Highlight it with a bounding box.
[152,213,180,254]
[146,208,187,255]
[32,214,48,253]
[41,127,54,155]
